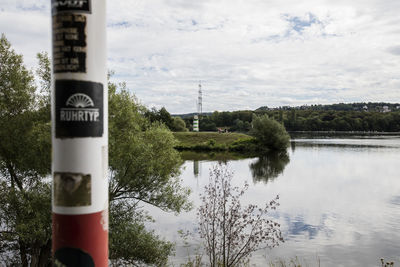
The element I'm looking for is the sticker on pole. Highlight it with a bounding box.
[54,172,91,207]
[53,13,87,73]
[54,247,94,267]
[55,80,103,138]
[52,0,91,14]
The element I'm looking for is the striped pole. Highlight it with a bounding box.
[51,0,108,266]
[193,115,199,132]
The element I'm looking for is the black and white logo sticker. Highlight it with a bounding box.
[55,80,103,138]
[52,0,91,14]
[61,93,99,122]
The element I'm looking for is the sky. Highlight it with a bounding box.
[1,0,400,113]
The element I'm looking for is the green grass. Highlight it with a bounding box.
[173,132,256,152]
[173,132,252,147]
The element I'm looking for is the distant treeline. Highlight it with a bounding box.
[257,102,400,112]
[150,102,400,133]
[182,110,254,132]
[173,103,400,133]
[262,109,400,132]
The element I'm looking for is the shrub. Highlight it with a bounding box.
[198,164,283,267]
[229,138,257,152]
[208,139,216,146]
[172,117,188,132]
[251,115,290,151]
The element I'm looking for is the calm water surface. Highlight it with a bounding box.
[147,136,400,266]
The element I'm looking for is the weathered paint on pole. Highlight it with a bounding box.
[51,0,108,266]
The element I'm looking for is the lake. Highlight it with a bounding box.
[147,135,400,266]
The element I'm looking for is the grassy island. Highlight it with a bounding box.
[174,115,291,152]
[173,132,256,152]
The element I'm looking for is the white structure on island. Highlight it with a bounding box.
[193,115,199,132]
[193,82,202,132]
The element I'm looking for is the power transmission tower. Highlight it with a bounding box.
[198,81,202,115]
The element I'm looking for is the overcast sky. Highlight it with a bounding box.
[1,0,400,113]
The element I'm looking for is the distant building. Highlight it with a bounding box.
[299,105,310,110]
[382,106,391,113]
[363,105,368,111]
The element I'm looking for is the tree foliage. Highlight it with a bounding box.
[0,34,36,117]
[198,164,283,267]
[145,106,189,132]
[107,79,192,265]
[0,34,52,267]
[257,108,400,132]
[251,114,290,151]
[0,182,51,266]
[172,116,188,132]
[179,104,400,133]
[108,82,191,213]
[109,202,174,266]
[35,52,51,113]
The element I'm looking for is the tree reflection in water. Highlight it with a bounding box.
[250,151,290,183]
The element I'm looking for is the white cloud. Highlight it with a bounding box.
[1,0,400,113]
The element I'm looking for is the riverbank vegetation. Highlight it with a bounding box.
[174,114,290,152]
[173,132,255,152]
[251,114,290,151]
[108,82,191,265]
[177,106,400,133]
[264,109,400,132]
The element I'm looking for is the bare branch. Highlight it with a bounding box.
[197,164,283,266]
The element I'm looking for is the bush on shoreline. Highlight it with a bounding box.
[174,114,291,152]
[251,114,290,151]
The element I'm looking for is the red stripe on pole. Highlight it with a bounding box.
[53,211,108,266]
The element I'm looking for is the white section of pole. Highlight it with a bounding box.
[52,0,108,215]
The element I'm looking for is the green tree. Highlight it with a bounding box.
[251,114,290,151]
[159,107,174,129]
[0,34,52,266]
[232,119,244,132]
[109,202,174,266]
[171,116,188,132]
[278,110,283,123]
[108,81,192,266]
[35,52,51,116]
[236,110,253,123]
[145,106,178,131]
[200,116,217,131]
[285,109,297,131]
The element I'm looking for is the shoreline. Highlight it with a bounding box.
[173,131,400,153]
[289,131,400,135]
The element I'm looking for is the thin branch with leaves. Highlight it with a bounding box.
[198,164,284,267]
